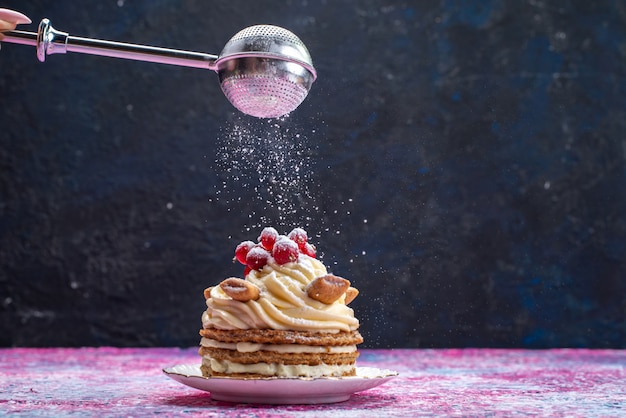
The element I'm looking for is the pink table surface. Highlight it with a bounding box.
[0,348,624,417]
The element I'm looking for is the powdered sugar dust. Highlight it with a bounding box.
[209,116,365,267]
[212,116,318,230]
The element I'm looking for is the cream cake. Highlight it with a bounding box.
[199,227,362,378]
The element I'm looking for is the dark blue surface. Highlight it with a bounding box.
[0,1,624,348]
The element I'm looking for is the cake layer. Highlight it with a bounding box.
[200,337,357,353]
[199,328,363,346]
[199,346,359,366]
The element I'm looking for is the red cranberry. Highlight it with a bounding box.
[234,240,256,265]
[301,242,317,258]
[272,238,300,265]
[258,227,279,251]
[246,246,270,271]
[287,228,308,249]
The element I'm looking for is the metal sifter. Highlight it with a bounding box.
[2,19,317,118]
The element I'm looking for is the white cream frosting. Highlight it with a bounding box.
[202,255,359,332]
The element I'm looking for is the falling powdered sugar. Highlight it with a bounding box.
[212,117,320,232]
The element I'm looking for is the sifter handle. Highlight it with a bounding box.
[2,18,219,70]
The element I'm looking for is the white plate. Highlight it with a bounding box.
[163,364,398,404]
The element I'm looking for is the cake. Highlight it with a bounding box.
[199,227,363,378]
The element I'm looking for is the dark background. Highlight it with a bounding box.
[1,1,624,349]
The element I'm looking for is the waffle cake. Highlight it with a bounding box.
[199,227,362,378]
